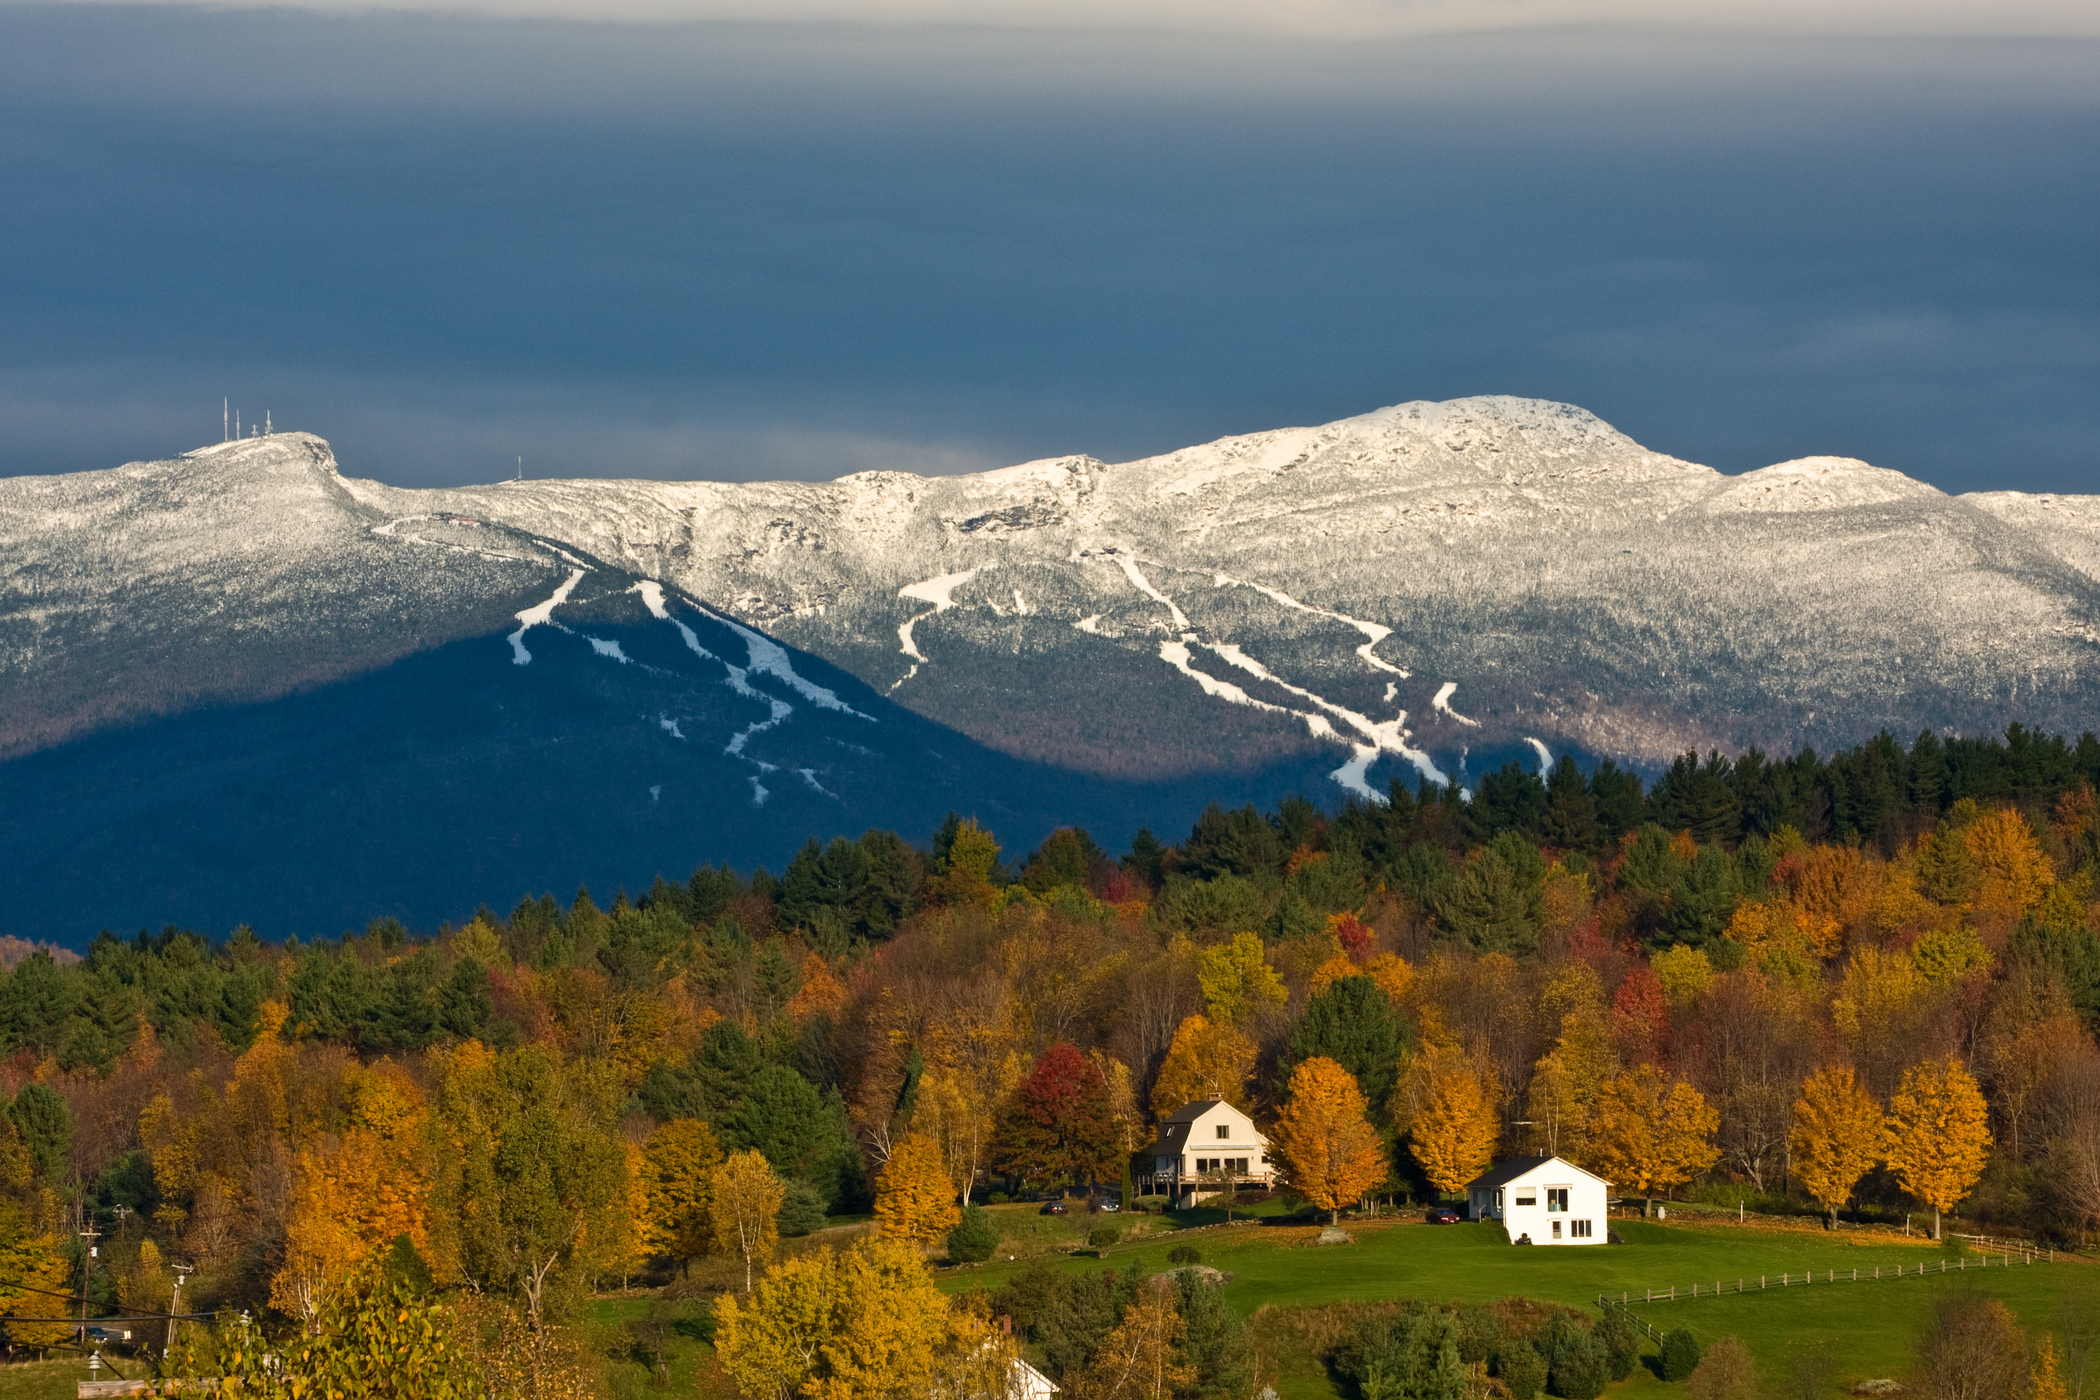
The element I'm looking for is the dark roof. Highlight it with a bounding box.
[1147,1100,1267,1157]
[1464,1156,1612,1190]
[1162,1098,1229,1125]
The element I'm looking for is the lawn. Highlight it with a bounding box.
[937,1213,2100,1400]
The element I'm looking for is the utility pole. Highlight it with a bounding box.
[224,398,229,442]
[76,1221,101,1350]
[166,1263,195,1360]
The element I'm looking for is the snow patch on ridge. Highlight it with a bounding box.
[1525,737,1552,769]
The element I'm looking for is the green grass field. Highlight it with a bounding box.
[938,1209,2100,1400]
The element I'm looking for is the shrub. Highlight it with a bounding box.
[1660,1329,1702,1382]
[1537,1316,1609,1400]
[988,1192,1011,1205]
[1087,1222,1123,1250]
[776,1179,828,1237]
[1596,1308,1641,1381]
[1499,1342,1547,1400]
[948,1205,1000,1263]
[1456,1306,1506,1365]
[1168,1245,1203,1266]
[1687,1337,1758,1400]
[1134,1194,1172,1213]
[1333,1306,1468,1400]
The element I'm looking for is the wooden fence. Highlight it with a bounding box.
[1597,1246,2053,1319]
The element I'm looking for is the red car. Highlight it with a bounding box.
[1425,1206,1462,1224]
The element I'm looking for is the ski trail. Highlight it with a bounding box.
[585,638,630,663]
[894,567,983,677]
[1214,572,1408,676]
[1525,737,1552,769]
[1012,589,1031,615]
[508,569,584,664]
[660,717,685,740]
[1202,641,1448,790]
[797,768,836,797]
[1129,564,1448,795]
[1113,555,1192,633]
[1433,682,1481,727]
[1075,614,1104,634]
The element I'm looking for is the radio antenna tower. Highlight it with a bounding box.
[223,398,229,442]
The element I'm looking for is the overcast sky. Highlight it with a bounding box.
[0,4,2094,492]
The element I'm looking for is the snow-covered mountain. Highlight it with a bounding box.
[2,394,2096,939]
[346,394,2098,790]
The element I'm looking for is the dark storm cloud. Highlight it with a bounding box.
[0,7,2094,492]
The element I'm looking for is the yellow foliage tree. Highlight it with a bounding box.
[1590,1066,1720,1206]
[1075,1285,1194,1400]
[270,1060,433,1326]
[1524,1000,1617,1159]
[1409,1062,1500,1198]
[1961,806,2054,926]
[1650,945,1716,1006]
[1884,1055,1992,1240]
[1307,953,1361,1000]
[1788,1065,1885,1229]
[642,1118,723,1274]
[1270,1057,1387,1225]
[713,1236,1004,1400]
[1197,933,1286,1026]
[2033,1336,2073,1400]
[1149,1014,1258,1118]
[877,1132,961,1247]
[786,955,848,1023]
[711,1149,786,1293]
[1831,946,1928,1094]
[1911,925,1993,984]
[1361,952,1415,1005]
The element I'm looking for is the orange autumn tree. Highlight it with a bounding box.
[876,1132,961,1248]
[1885,1055,1992,1240]
[1788,1065,1885,1229]
[272,1059,433,1326]
[1149,1015,1258,1117]
[641,1118,723,1275]
[1410,1061,1500,1199]
[1590,1065,1719,1210]
[1270,1057,1386,1225]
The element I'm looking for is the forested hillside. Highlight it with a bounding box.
[0,724,2098,1392]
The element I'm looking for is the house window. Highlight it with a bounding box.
[1552,1221,1562,1240]
[1514,1194,1536,1206]
[1216,1125,1231,1139]
[1571,1220,1593,1239]
[1236,1158,1249,1173]
[1547,1188,1569,1213]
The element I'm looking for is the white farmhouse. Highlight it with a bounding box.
[1142,1099,1274,1206]
[1465,1156,1610,1245]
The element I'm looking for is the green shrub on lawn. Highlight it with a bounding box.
[1537,1315,1609,1400]
[948,1205,1000,1263]
[1088,1222,1123,1249]
[1168,1244,1202,1265]
[1661,1328,1702,1382]
[1498,1341,1547,1400]
[1596,1308,1641,1381]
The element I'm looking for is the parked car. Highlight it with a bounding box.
[1039,1201,1068,1215]
[85,1325,133,1344]
[1425,1206,1462,1224]
[1091,1199,1120,1213]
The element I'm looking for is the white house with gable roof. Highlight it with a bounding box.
[1465,1156,1610,1245]
[1141,1098,1273,1206]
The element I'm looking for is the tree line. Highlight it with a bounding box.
[0,724,2094,1396]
